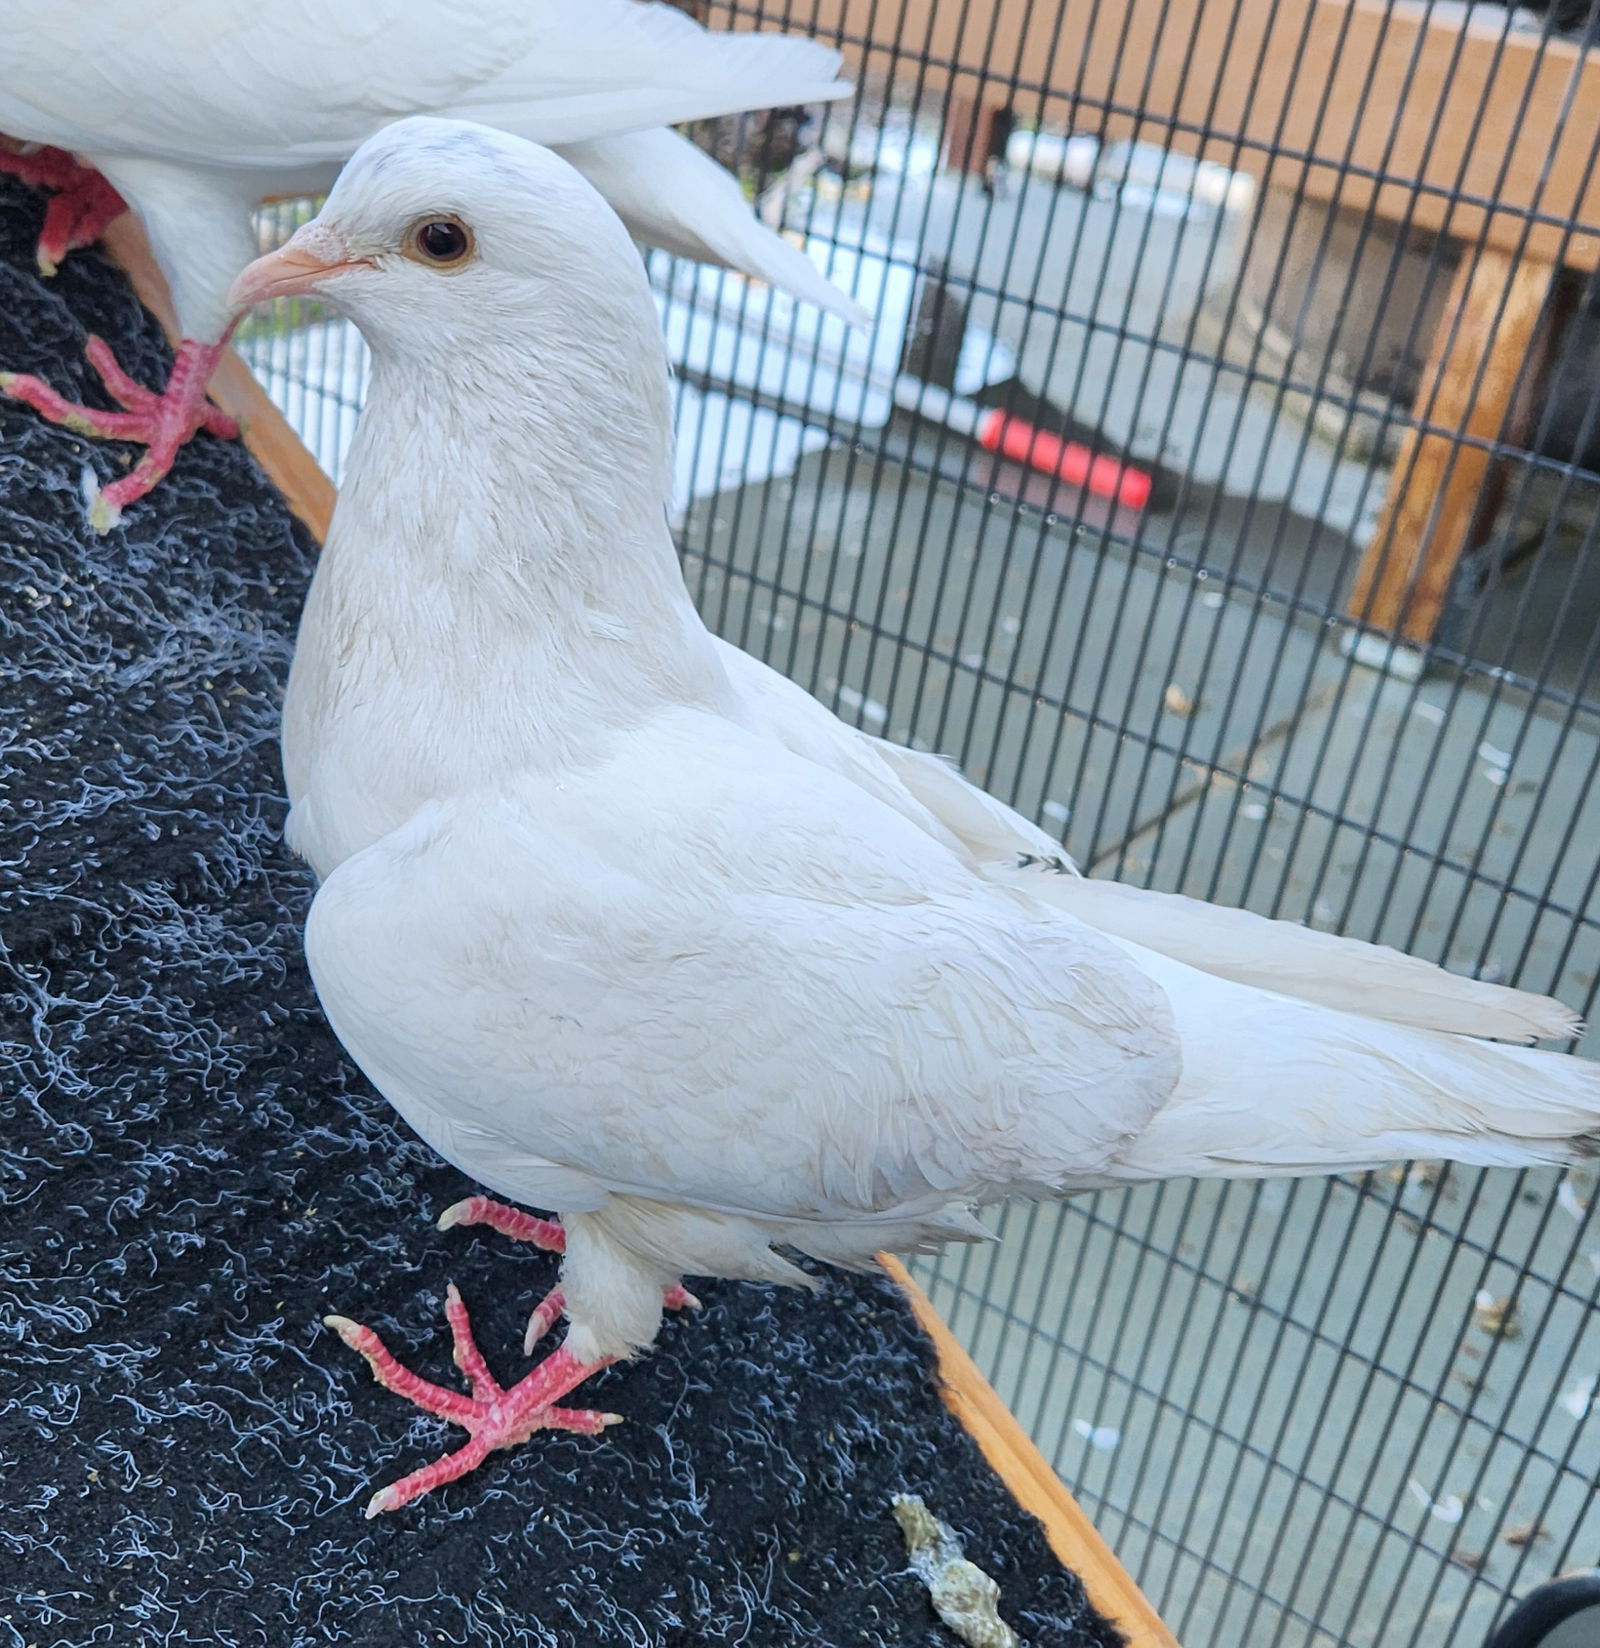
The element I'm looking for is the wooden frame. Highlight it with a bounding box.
[1347,245,1554,641]
[799,0,1600,267]
[883,1257,1179,1648]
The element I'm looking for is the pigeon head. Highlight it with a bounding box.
[229,116,662,364]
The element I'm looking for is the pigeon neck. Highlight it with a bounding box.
[349,344,687,600]
[322,338,727,696]
[288,341,736,850]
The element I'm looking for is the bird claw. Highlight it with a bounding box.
[0,144,127,274]
[0,334,234,529]
[83,472,122,534]
[324,1287,617,1516]
[436,1195,566,1251]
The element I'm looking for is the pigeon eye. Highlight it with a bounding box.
[406,217,474,268]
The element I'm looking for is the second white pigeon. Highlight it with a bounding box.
[0,0,864,525]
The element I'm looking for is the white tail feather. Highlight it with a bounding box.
[556,128,869,325]
[1105,942,1600,1184]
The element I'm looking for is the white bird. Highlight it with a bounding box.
[230,117,1599,1519]
[0,0,862,527]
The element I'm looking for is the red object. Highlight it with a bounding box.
[0,147,233,529]
[327,1289,620,1517]
[0,333,237,529]
[0,145,128,276]
[439,1193,567,1251]
[328,1198,704,1514]
[977,409,1153,510]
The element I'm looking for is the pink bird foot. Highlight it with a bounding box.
[0,334,239,530]
[0,144,128,275]
[325,1283,619,1517]
[437,1194,567,1251]
[438,1195,701,1349]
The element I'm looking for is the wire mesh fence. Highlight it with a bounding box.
[239,1,1600,1641]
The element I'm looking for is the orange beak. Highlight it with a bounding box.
[229,229,370,309]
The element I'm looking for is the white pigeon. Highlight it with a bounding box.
[229,117,1599,1519]
[0,0,863,527]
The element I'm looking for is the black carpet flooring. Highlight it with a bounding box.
[0,171,1124,1648]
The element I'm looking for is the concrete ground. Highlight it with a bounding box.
[912,168,1389,548]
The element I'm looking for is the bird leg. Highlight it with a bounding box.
[1,333,239,530]
[0,143,237,527]
[438,1194,702,1350]
[0,144,128,275]
[437,1194,567,1250]
[325,1283,620,1517]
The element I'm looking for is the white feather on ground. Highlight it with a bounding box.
[244,118,1599,1379]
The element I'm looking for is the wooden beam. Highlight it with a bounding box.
[1240,0,1600,271]
[791,0,1600,268]
[881,1255,1179,1648]
[101,213,336,541]
[1347,247,1552,643]
[941,91,1014,178]
[942,90,986,176]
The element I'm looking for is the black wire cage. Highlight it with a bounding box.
[241,0,1600,1641]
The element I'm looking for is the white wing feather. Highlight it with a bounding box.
[304,711,1180,1228]
[1024,875,1581,1043]
[556,129,870,328]
[706,645,1581,1045]
[870,737,1583,1043]
[0,0,848,166]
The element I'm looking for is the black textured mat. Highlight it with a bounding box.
[0,173,1124,1648]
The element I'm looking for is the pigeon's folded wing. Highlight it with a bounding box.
[873,738,1581,1042]
[2,0,847,167]
[303,710,1178,1226]
[709,639,1579,1043]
